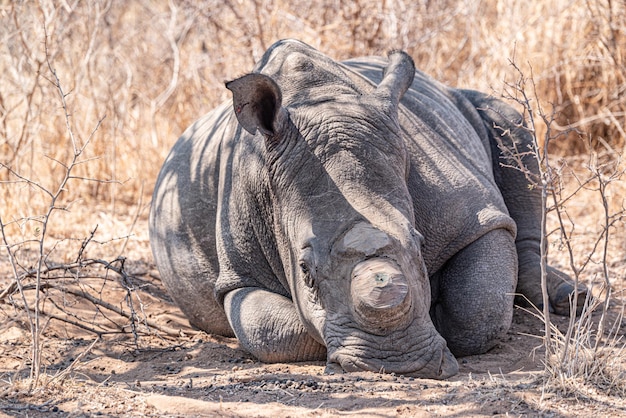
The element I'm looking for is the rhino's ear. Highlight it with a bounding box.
[376,50,415,107]
[226,73,283,137]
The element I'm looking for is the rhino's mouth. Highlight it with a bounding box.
[325,325,459,379]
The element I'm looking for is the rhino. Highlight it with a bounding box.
[149,39,585,379]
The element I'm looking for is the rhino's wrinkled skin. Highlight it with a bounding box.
[149,40,585,379]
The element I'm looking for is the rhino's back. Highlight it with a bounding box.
[151,102,233,272]
[149,102,236,334]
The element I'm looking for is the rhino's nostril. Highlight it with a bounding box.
[438,346,459,378]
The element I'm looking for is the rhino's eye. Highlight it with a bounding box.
[299,262,310,275]
[300,262,318,291]
[411,228,425,249]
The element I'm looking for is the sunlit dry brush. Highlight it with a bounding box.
[1,1,624,223]
[539,156,626,398]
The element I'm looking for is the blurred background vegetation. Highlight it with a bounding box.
[0,0,624,243]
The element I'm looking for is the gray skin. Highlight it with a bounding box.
[149,39,586,379]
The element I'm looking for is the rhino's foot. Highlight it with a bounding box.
[324,362,343,376]
[550,280,587,316]
[516,262,588,316]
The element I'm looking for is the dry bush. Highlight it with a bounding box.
[540,155,626,398]
[2,0,624,218]
[0,29,180,391]
[541,295,625,398]
[503,60,625,399]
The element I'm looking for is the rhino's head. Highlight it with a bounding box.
[226,44,458,379]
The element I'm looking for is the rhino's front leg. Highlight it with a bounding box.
[223,287,327,363]
[430,229,517,357]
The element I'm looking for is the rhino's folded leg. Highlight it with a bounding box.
[223,287,327,363]
[430,229,517,357]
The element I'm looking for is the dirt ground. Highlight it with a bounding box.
[1,210,625,417]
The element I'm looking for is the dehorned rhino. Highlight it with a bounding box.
[149,39,585,379]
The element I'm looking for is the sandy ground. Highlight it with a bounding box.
[1,183,625,417]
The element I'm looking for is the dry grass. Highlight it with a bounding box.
[1,1,624,221]
[0,0,625,402]
[540,157,626,398]
[543,295,626,398]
